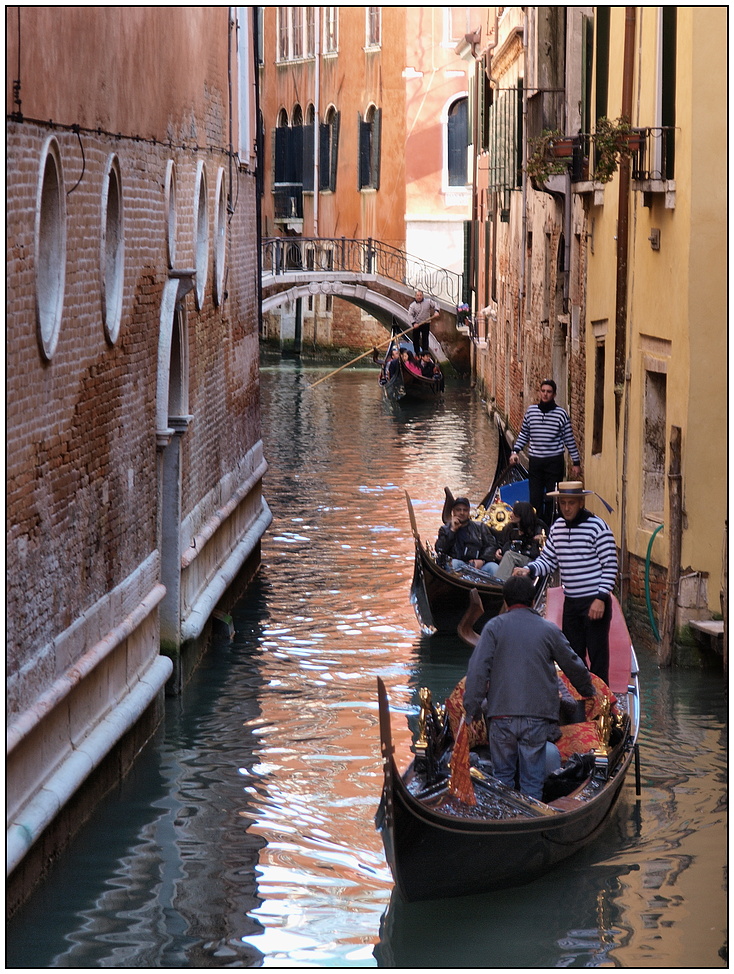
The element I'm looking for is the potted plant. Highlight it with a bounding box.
[526,130,572,187]
[592,116,644,183]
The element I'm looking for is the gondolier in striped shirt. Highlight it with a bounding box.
[509,379,581,524]
[514,482,618,685]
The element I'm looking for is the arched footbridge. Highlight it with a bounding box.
[261,237,471,368]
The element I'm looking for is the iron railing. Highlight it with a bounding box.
[548,126,676,184]
[262,236,463,307]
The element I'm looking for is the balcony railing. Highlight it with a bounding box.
[545,127,676,185]
[262,236,463,307]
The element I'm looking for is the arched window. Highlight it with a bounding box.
[164,160,177,267]
[359,104,381,190]
[35,136,66,360]
[193,161,209,309]
[320,105,340,192]
[101,154,124,344]
[213,168,227,306]
[447,97,469,186]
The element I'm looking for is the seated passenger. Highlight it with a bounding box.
[435,497,498,574]
[420,351,441,378]
[481,501,547,581]
[383,347,400,380]
[400,349,423,376]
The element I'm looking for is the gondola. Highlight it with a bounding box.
[379,340,444,402]
[375,587,641,902]
[408,423,545,634]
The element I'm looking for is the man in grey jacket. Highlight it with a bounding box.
[463,575,594,800]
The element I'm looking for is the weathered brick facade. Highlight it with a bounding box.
[6,7,268,902]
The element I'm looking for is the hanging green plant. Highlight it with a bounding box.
[593,116,642,183]
[526,130,571,186]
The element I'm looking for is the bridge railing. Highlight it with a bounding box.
[262,236,463,308]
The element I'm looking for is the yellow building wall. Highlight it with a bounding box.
[585,7,726,614]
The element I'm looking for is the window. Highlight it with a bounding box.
[592,339,606,454]
[447,97,469,186]
[643,369,667,521]
[659,6,677,178]
[319,106,340,192]
[447,8,474,44]
[594,7,610,124]
[277,7,289,60]
[35,136,66,360]
[303,104,315,192]
[366,7,381,48]
[101,154,124,344]
[305,7,315,57]
[324,7,338,53]
[213,168,227,306]
[277,6,315,61]
[164,160,177,267]
[273,108,305,220]
[193,161,209,309]
[359,105,381,190]
[292,7,303,58]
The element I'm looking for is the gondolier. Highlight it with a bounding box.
[463,576,595,801]
[407,289,440,357]
[510,379,581,524]
[514,481,618,685]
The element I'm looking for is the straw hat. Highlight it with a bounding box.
[546,481,593,498]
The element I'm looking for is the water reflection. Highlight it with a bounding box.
[5,364,726,969]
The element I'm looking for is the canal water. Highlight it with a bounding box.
[7,363,727,969]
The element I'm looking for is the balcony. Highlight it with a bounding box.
[533,127,676,208]
[273,184,303,223]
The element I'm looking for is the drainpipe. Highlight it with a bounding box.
[313,6,320,237]
[252,6,264,335]
[617,7,636,601]
[519,12,528,317]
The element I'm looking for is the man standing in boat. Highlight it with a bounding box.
[435,497,497,574]
[514,482,618,685]
[407,289,440,357]
[463,575,595,801]
[509,378,581,524]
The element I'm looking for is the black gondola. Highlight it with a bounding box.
[375,587,641,902]
[408,423,545,633]
[379,340,444,402]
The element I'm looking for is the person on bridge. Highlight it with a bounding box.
[509,378,581,525]
[408,289,440,357]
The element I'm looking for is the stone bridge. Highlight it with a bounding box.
[260,237,471,369]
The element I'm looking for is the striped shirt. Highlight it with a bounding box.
[512,403,581,463]
[526,509,618,599]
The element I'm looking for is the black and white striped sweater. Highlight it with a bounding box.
[512,403,581,462]
[526,509,618,599]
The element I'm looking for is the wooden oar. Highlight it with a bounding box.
[306,325,415,390]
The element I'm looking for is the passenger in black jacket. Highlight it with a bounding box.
[435,497,498,573]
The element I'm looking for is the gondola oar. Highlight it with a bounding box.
[306,325,416,390]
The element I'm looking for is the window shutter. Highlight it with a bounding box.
[274,127,288,183]
[371,108,382,190]
[358,113,370,188]
[330,111,340,191]
[302,123,314,191]
[319,122,330,190]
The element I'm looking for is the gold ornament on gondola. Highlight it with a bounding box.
[482,501,514,531]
